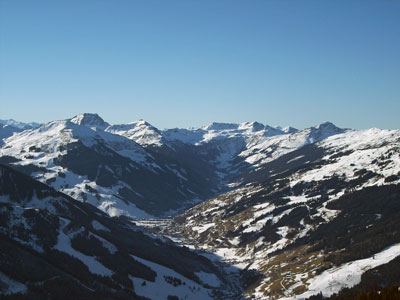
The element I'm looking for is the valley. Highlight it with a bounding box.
[1,114,400,299]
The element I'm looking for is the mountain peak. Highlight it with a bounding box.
[130,119,154,128]
[315,121,346,134]
[317,121,338,129]
[282,126,298,133]
[105,119,164,147]
[69,113,109,130]
[238,121,265,132]
[305,121,346,142]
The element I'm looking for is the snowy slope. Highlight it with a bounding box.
[0,119,153,219]
[0,118,150,164]
[106,120,165,147]
[0,119,41,130]
[69,113,110,130]
[175,127,400,300]
[280,243,400,300]
[289,128,400,187]
[0,115,219,217]
[161,121,347,179]
[161,121,286,178]
[238,122,347,167]
[0,272,27,295]
[0,119,151,218]
[0,164,231,299]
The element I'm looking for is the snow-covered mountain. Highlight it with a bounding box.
[1,113,400,299]
[106,120,165,147]
[161,121,346,181]
[163,121,285,146]
[69,112,110,130]
[174,128,400,299]
[0,114,220,218]
[0,114,349,219]
[0,119,41,130]
[237,122,347,169]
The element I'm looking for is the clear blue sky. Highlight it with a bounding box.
[1,0,399,130]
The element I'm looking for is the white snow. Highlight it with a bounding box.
[194,271,221,288]
[88,232,118,254]
[0,116,151,177]
[282,242,400,300]
[192,223,215,234]
[239,123,347,167]
[70,113,109,130]
[106,120,164,147]
[98,198,153,219]
[243,215,273,233]
[54,218,113,276]
[162,121,287,170]
[91,220,111,232]
[287,155,305,164]
[290,128,400,188]
[0,271,27,295]
[0,118,40,129]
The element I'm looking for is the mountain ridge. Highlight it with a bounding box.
[0,113,386,219]
[1,113,400,299]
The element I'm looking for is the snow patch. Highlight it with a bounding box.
[91,220,111,232]
[283,242,400,300]
[0,271,27,295]
[54,218,113,276]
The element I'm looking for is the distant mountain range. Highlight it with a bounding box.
[0,113,349,218]
[0,119,41,130]
[1,113,399,299]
